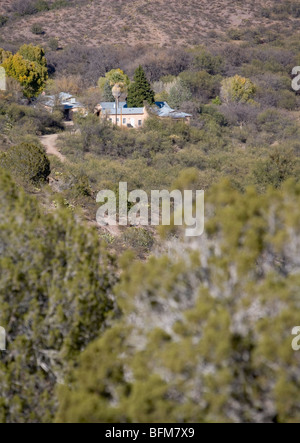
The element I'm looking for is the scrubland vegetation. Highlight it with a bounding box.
[0,0,300,423]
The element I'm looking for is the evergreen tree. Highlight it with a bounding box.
[126,65,155,107]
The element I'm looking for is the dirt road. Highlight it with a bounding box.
[40,134,66,163]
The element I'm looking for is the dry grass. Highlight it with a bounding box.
[1,0,297,48]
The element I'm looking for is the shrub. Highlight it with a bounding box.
[127,65,155,107]
[0,143,50,184]
[168,79,192,109]
[51,0,68,9]
[256,109,296,136]
[56,181,300,424]
[290,2,300,17]
[260,7,271,18]
[31,23,45,35]
[0,167,116,423]
[123,227,154,251]
[192,50,224,75]
[253,147,297,189]
[277,90,298,110]
[0,16,8,27]
[35,0,50,12]
[2,45,48,98]
[227,28,243,41]
[179,70,221,102]
[48,38,59,51]
[11,0,37,16]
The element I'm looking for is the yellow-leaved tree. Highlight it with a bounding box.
[1,44,48,98]
[221,75,256,104]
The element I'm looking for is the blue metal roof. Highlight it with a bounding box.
[100,101,127,110]
[99,101,191,119]
[43,92,84,109]
[100,102,144,115]
[153,102,191,119]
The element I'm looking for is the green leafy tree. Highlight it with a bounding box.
[127,65,155,107]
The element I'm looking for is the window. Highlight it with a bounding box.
[138,120,142,126]
[117,118,120,122]
[123,118,127,124]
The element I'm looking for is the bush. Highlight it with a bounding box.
[192,50,224,75]
[0,15,8,27]
[227,28,243,41]
[11,0,51,15]
[256,109,296,136]
[260,7,271,18]
[168,79,192,109]
[179,70,221,102]
[123,227,154,252]
[11,0,36,15]
[0,143,50,184]
[48,38,59,51]
[31,23,45,35]
[0,167,116,423]
[56,181,300,424]
[290,2,300,17]
[35,0,50,12]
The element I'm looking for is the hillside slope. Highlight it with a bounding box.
[1,0,299,48]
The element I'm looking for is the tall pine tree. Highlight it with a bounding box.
[126,65,155,107]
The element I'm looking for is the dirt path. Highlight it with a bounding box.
[40,134,66,163]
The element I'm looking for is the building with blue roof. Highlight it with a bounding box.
[95,101,191,128]
[41,92,86,120]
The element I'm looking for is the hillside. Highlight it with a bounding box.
[1,0,300,48]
